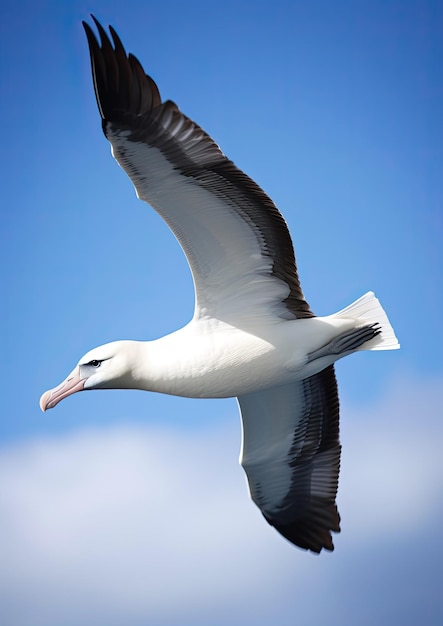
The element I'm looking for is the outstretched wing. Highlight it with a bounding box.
[83,17,313,325]
[238,366,341,553]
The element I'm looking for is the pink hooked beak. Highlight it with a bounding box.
[40,367,86,412]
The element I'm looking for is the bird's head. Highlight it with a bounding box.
[39,340,141,411]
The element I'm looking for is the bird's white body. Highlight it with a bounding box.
[145,317,324,398]
[87,300,375,398]
[81,290,396,399]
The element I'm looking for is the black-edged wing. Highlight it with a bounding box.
[83,17,313,324]
[238,366,341,552]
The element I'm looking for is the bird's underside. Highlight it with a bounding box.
[38,16,400,557]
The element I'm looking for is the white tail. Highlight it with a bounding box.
[335,291,400,351]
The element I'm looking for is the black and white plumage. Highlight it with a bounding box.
[40,17,399,553]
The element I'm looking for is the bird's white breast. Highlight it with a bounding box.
[138,315,353,399]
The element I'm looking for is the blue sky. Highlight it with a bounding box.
[1,0,442,625]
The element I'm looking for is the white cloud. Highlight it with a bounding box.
[1,374,442,626]
[339,374,443,539]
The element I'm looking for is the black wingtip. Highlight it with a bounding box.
[265,499,341,553]
[81,14,101,43]
[82,16,162,127]
[90,14,111,48]
[82,18,108,120]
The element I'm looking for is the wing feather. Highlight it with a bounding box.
[83,18,313,322]
[238,366,341,553]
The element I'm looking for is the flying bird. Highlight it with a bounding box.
[40,16,399,553]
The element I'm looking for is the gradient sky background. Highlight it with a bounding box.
[1,0,442,625]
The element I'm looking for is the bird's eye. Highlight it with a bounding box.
[88,359,102,367]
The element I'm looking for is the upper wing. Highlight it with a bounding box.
[83,17,313,324]
[238,365,341,552]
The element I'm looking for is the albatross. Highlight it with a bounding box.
[40,16,399,553]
